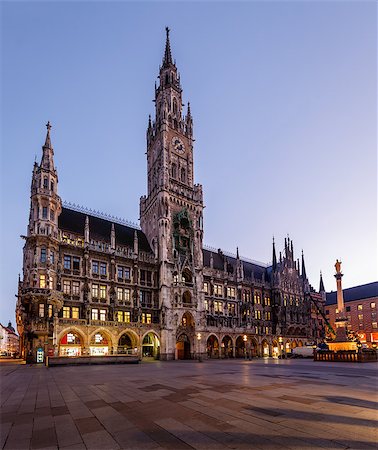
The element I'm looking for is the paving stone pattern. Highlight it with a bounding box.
[1,359,377,449]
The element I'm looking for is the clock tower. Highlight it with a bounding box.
[140,28,205,360]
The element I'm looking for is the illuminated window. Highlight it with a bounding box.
[265,296,271,306]
[72,307,79,319]
[243,290,251,302]
[63,307,70,318]
[50,251,54,264]
[214,284,223,297]
[117,288,123,301]
[39,274,46,288]
[266,311,271,320]
[142,313,152,324]
[39,303,45,317]
[43,177,48,189]
[73,257,80,271]
[372,322,378,329]
[92,284,99,298]
[91,309,99,320]
[228,303,235,316]
[255,310,262,320]
[117,311,123,322]
[214,301,223,313]
[40,247,46,263]
[100,263,107,275]
[117,311,131,323]
[227,287,236,299]
[358,304,363,310]
[203,282,209,294]
[100,286,106,299]
[48,304,53,317]
[67,333,76,344]
[124,289,130,302]
[99,309,106,321]
[358,314,363,320]
[63,280,71,294]
[283,296,287,306]
[94,333,103,344]
[92,261,99,274]
[72,281,80,296]
[371,302,376,309]
[295,298,299,307]
[42,207,48,219]
[64,255,71,270]
[204,300,208,311]
[254,293,261,304]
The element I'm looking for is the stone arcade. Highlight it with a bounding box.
[16,29,325,363]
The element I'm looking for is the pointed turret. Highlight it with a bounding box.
[41,121,55,171]
[319,271,325,293]
[84,216,90,244]
[272,237,277,269]
[301,250,307,280]
[133,230,139,257]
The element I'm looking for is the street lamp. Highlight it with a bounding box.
[243,334,247,360]
[197,333,202,362]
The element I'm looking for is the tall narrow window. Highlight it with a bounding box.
[43,177,48,189]
[50,180,54,192]
[40,247,46,263]
[50,209,55,221]
[100,262,107,276]
[180,168,186,183]
[64,255,71,270]
[48,304,53,318]
[72,281,80,296]
[99,309,106,321]
[62,306,70,318]
[39,274,46,288]
[92,261,99,274]
[100,285,106,299]
[63,280,71,294]
[72,307,79,319]
[91,309,99,320]
[39,303,45,317]
[73,257,80,271]
[42,207,48,219]
[171,163,177,179]
[50,251,54,264]
[92,284,99,298]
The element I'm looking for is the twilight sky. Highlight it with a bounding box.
[1,1,376,327]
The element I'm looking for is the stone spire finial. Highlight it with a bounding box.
[301,250,307,280]
[163,26,173,67]
[319,271,325,293]
[84,216,90,243]
[111,223,116,249]
[272,236,277,269]
[44,121,52,148]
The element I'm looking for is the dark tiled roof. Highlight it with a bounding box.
[326,282,378,305]
[59,207,153,254]
[202,249,269,282]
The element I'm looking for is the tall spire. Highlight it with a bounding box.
[41,121,55,171]
[301,250,307,280]
[319,271,325,292]
[44,121,52,148]
[272,237,277,269]
[163,26,173,67]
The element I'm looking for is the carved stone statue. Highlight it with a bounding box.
[335,259,342,274]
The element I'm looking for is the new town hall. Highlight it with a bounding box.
[16,29,325,362]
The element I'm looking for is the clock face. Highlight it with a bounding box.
[172,136,185,154]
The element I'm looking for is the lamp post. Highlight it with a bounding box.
[243,334,247,360]
[197,332,202,362]
[278,336,283,359]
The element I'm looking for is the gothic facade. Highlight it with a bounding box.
[16,29,325,363]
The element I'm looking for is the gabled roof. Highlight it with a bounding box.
[59,207,153,254]
[202,249,269,282]
[326,281,378,305]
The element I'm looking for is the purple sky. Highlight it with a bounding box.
[1,1,376,327]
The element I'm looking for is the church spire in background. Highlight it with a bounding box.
[162,26,173,67]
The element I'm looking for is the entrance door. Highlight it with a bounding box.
[176,335,191,359]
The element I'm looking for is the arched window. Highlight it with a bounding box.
[50,180,54,192]
[173,98,178,115]
[43,177,48,189]
[173,119,178,129]
[180,168,186,183]
[165,73,169,85]
[171,163,177,179]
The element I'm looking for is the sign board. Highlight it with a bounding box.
[36,347,44,363]
[371,332,378,343]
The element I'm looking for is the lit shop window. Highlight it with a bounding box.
[40,274,46,288]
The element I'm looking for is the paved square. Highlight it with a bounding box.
[1,359,377,449]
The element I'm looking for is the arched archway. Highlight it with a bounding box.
[261,339,270,357]
[272,340,279,358]
[298,340,303,347]
[182,291,192,306]
[89,331,111,356]
[59,331,83,357]
[250,338,258,358]
[181,311,195,328]
[176,333,191,360]
[207,335,219,358]
[235,336,246,358]
[221,335,233,358]
[142,332,160,359]
[292,340,298,349]
[118,332,136,355]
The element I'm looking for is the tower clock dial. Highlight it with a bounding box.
[172,136,185,154]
